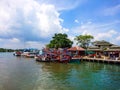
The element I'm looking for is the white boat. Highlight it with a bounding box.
[21,48,39,58]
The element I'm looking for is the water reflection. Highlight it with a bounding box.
[0,53,120,90]
[35,62,120,90]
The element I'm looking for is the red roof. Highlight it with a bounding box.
[68,46,85,51]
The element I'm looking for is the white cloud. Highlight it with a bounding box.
[116,36,120,41]
[25,41,45,49]
[70,21,120,45]
[9,38,20,43]
[71,21,96,35]
[103,4,120,16]
[0,38,45,49]
[68,35,77,46]
[1,0,120,48]
[72,21,120,35]
[39,0,86,11]
[0,38,22,49]
[95,30,117,40]
[81,30,91,35]
[0,0,70,48]
[33,4,69,38]
[74,19,79,23]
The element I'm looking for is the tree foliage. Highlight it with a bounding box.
[46,33,73,49]
[74,34,94,49]
[0,48,14,52]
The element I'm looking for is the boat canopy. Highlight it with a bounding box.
[23,48,38,52]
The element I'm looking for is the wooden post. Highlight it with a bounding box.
[119,51,120,57]
[108,52,110,58]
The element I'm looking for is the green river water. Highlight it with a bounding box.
[0,53,120,90]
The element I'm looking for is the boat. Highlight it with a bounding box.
[35,55,51,62]
[35,48,71,63]
[59,54,71,63]
[21,48,38,58]
[26,52,37,58]
[35,52,58,62]
[13,51,22,56]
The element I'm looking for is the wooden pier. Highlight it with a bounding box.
[81,58,120,64]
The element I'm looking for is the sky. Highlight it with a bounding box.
[0,0,120,49]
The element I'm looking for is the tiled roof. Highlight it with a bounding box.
[68,46,85,51]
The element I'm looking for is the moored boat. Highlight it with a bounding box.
[13,51,22,56]
[21,48,39,58]
[35,48,71,63]
[26,52,36,58]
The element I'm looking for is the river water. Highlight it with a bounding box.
[0,53,120,90]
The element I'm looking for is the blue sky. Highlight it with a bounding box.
[0,0,120,49]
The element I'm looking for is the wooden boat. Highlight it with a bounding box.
[35,48,72,63]
[25,52,36,58]
[58,54,71,63]
[35,55,51,62]
[35,53,71,63]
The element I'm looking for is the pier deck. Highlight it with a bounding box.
[81,57,120,64]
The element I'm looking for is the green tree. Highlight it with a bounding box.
[74,34,94,49]
[0,48,14,52]
[46,33,73,49]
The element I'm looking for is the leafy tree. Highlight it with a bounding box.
[0,48,14,52]
[74,34,94,49]
[46,33,73,49]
